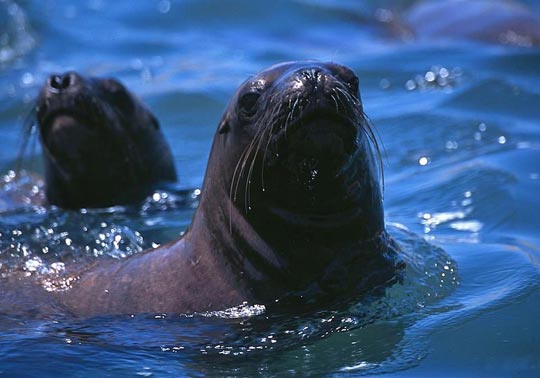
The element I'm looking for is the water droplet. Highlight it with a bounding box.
[21,72,34,86]
[405,80,416,91]
[379,78,390,89]
[424,71,435,82]
[157,0,171,13]
[418,156,429,166]
[445,140,458,150]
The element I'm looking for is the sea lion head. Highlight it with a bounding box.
[200,62,393,301]
[211,61,383,231]
[35,72,177,208]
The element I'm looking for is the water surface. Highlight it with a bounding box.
[1,0,539,376]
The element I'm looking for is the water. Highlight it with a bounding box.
[1,0,539,376]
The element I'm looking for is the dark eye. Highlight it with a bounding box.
[239,92,260,117]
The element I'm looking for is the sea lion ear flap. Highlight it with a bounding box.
[218,117,230,134]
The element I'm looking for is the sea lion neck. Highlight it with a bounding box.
[194,133,386,301]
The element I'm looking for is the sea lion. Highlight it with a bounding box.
[402,0,540,47]
[2,62,402,317]
[35,72,177,209]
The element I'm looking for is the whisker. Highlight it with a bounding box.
[260,101,283,190]
[331,93,340,112]
[229,139,252,228]
[361,113,385,196]
[248,104,281,206]
[241,124,267,212]
[332,85,385,195]
[228,129,258,232]
[16,103,39,174]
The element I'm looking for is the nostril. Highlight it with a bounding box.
[298,68,326,94]
[302,68,322,82]
[63,74,72,87]
[49,73,73,92]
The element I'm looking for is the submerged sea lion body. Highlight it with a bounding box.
[36,72,177,209]
[403,0,540,46]
[2,62,401,317]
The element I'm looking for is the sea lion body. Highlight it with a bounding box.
[36,72,177,209]
[2,62,401,317]
[403,0,540,46]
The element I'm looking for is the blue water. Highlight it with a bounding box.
[1,0,540,376]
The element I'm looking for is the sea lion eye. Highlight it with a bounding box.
[239,92,260,117]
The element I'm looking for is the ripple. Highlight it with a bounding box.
[444,79,540,120]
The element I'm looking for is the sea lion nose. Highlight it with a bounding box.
[48,72,78,93]
[295,67,330,95]
[300,68,323,85]
[292,67,336,103]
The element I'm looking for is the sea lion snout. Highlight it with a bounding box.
[288,64,359,97]
[282,65,353,99]
[273,66,361,152]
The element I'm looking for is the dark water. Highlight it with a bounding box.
[1,0,539,376]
